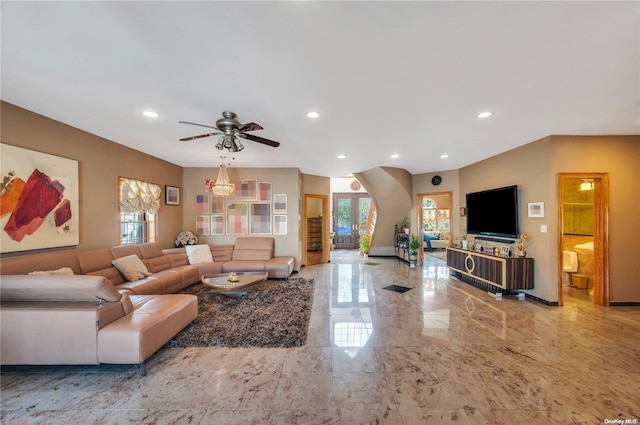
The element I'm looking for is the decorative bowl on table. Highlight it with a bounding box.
[227,272,239,283]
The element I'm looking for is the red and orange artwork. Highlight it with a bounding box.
[1,144,79,253]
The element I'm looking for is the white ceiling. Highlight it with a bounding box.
[2,1,639,178]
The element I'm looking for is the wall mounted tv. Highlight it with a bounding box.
[466,185,519,239]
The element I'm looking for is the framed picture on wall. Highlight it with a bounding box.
[196,215,210,235]
[273,215,287,235]
[210,194,224,214]
[273,194,287,214]
[227,203,249,234]
[211,215,225,235]
[250,203,272,234]
[165,185,180,206]
[228,179,257,201]
[528,202,544,218]
[196,194,209,214]
[258,182,272,202]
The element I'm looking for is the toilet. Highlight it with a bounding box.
[563,251,578,285]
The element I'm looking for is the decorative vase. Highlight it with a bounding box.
[462,240,468,249]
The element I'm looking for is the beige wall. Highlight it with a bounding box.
[182,167,301,268]
[0,102,183,255]
[549,135,640,302]
[413,135,639,303]
[412,170,460,234]
[457,138,554,300]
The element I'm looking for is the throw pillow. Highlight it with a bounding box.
[185,244,214,264]
[28,267,75,276]
[112,254,152,282]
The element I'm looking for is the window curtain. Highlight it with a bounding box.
[118,177,161,214]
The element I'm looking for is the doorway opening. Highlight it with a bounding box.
[304,194,329,266]
[557,173,609,306]
[416,191,452,266]
[332,193,371,250]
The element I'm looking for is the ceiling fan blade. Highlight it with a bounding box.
[179,121,219,130]
[179,132,221,141]
[239,133,280,147]
[237,122,263,132]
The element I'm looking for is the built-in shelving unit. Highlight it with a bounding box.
[446,247,534,292]
[306,217,323,251]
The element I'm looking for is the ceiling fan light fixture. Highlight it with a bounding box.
[143,111,158,118]
[233,137,245,152]
[215,136,225,150]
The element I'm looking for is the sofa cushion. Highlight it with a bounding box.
[0,251,81,275]
[185,244,213,264]
[112,255,152,282]
[0,275,121,302]
[97,294,198,364]
[28,267,75,276]
[76,249,124,285]
[138,242,172,273]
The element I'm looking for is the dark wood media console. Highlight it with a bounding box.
[446,247,534,291]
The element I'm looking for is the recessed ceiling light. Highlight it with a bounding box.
[476,111,492,119]
[306,111,320,118]
[337,154,346,159]
[143,111,158,118]
[390,154,399,159]
[440,154,449,158]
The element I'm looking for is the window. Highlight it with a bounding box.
[120,212,156,245]
[422,198,450,233]
[118,177,160,245]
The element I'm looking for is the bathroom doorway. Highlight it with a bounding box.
[557,173,609,306]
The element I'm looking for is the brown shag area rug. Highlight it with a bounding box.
[165,277,314,348]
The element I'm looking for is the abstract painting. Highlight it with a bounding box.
[211,215,225,235]
[273,194,287,214]
[196,194,209,214]
[228,179,257,201]
[250,203,271,234]
[258,182,272,202]
[196,215,210,235]
[210,194,224,214]
[227,203,248,234]
[273,215,287,235]
[1,144,79,253]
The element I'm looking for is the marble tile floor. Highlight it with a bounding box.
[2,250,639,425]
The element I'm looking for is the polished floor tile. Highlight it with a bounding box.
[2,250,639,424]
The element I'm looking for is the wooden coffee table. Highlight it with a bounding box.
[201,272,267,297]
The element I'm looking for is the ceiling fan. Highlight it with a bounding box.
[179,111,280,152]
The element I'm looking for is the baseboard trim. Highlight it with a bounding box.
[610,302,640,306]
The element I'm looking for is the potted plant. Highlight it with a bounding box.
[359,232,370,258]
[409,233,420,267]
[402,217,410,234]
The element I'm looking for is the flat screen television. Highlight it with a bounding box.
[466,185,519,239]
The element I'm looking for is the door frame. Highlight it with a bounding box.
[332,192,370,250]
[303,193,329,266]
[557,173,609,306]
[416,191,453,266]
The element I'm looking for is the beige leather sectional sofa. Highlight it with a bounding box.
[0,237,295,374]
[0,275,197,376]
[1,237,295,295]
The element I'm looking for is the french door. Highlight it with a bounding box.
[333,193,370,250]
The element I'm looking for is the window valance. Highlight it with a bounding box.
[118,177,161,214]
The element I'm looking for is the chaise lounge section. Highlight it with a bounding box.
[0,275,197,376]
